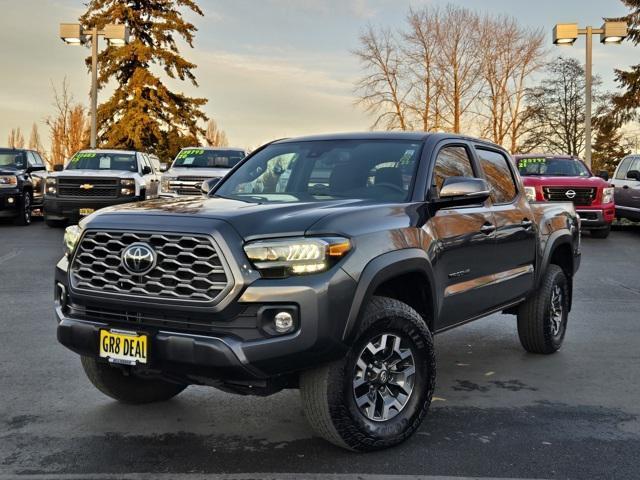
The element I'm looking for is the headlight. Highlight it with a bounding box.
[524,186,537,202]
[602,187,614,204]
[63,225,83,256]
[120,179,135,187]
[46,177,57,195]
[0,175,17,187]
[161,176,175,192]
[244,237,351,276]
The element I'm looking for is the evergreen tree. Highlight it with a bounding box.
[79,0,207,161]
[610,1,640,120]
[592,114,630,174]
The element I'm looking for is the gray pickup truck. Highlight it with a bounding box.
[55,132,580,451]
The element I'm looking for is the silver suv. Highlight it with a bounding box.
[159,147,246,197]
[612,154,640,222]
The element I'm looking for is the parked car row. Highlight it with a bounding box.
[2,144,639,234]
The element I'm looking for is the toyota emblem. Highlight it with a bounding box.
[565,189,576,199]
[121,243,156,275]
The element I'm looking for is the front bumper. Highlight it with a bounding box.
[576,206,614,229]
[44,195,141,222]
[0,189,22,217]
[55,254,357,382]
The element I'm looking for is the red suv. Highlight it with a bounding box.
[514,155,614,238]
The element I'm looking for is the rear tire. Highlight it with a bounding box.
[81,356,187,404]
[14,191,32,226]
[300,296,436,451]
[517,264,569,354]
[590,226,610,238]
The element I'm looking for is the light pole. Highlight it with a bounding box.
[553,21,628,168]
[59,23,130,149]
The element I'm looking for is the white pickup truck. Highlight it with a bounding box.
[43,149,161,227]
[159,147,246,197]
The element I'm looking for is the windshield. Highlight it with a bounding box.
[215,139,422,203]
[66,152,138,172]
[0,151,27,170]
[173,149,245,169]
[517,157,591,177]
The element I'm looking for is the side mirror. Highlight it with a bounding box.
[596,170,609,181]
[433,177,491,208]
[201,177,220,196]
[627,170,640,181]
[53,164,64,172]
[26,165,46,173]
[142,165,152,175]
[159,164,168,172]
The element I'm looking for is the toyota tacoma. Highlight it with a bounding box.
[55,133,580,451]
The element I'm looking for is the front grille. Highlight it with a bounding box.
[70,231,232,304]
[58,177,120,198]
[543,187,596,206]
[171,176,211,196]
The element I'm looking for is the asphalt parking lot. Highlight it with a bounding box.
[1,220,639,479]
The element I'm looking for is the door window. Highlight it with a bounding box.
[615,157,633,179]
[432,146,475,196]
[476,148,518,203]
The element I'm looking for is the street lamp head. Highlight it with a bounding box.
[59,23,85,45]
[553,23,578,46]
[600,21,628,44]
[104,24,130,46]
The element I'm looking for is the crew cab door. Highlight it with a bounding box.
[475,146,536,305]
[613,156,640,216]
[139,153,159,198]
[426,142,498,330]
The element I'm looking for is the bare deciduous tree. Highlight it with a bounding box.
[8,128,25,149]
[354,25,410,130]
[46,79,89,168]
[28,123,44,152]
[205,119,229,147]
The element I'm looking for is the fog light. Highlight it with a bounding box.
[274,311,294,333]
[7,197,14,204]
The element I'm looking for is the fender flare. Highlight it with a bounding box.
[537,229,575,287]
[341,248,438,342]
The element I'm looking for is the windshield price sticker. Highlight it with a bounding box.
[518,157,546,168]
[178,149,204,159]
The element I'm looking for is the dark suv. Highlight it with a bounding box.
[56,133,580,451]
[0,148,47,225]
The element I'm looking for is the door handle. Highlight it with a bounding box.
[521,219,533,229]
[480,223,496,234]
[623,185,629,189]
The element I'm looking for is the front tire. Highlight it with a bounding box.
[300,296,436,451]
[81,356,187,404]
[14,191,32,226]
[517,264,569,354]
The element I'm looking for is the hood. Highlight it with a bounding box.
[85,196,412,240]
[165,167,232,178]
[521,175,609,188]
[48,169,137,178]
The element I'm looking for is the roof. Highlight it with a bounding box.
[272,131,504,149]
[513,153,580,160]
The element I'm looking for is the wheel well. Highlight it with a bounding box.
[373,272,434,331]
[549,243,573,279]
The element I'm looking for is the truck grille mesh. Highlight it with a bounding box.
[70,231,231,303]
[543,187,596,206]
[57,177,120,198]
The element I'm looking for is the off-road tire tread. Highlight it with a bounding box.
[300,296,436,451]
[81,356,186,404]
[14,191,31,226]
[517,264,566,354]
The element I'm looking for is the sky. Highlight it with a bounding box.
[0,0,637,152]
